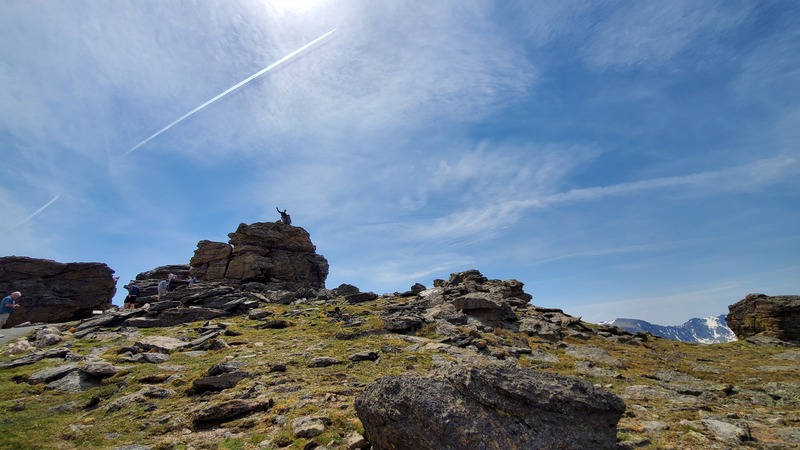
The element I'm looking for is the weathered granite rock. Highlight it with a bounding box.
[192,399,273,428]
[28,363,78,384]
[190,222,328,288]
[125,306,225,328]
[292,415,331,438]
[80,359,126,379]
[727,294,800,342]
[355,361,625,450]
[0,256,116,326]
[192,370,250,393]
[0,347,76,369]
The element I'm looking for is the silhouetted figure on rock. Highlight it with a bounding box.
[276,207,292,225]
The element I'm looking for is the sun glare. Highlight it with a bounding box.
[267,0,322,14]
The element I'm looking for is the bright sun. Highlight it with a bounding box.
[267,0,323,14]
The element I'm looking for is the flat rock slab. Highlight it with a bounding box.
[28,363,78,384]
[134,336,189,354]
[192,398,274,429]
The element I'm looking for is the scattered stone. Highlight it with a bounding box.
[344,292,379,304]
[248,308,274,320]
[0,347,75,369]
[292,415,331,438]
[117,352,170,364]
[308,357,343,368]
[34,327,66,347]
[134,336,189,354]
[519,317,562,342]
[46,371,101,393]
[192,399,273,429]
[28,363,78,384]
[80,359,126,379]
[344,432,370,450]
[192,371,250,394]
[348,351,379,362]
[138,386,176,398]
[702,418,751,443]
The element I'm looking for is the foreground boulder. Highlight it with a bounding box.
[355,361,625,450]
[727,293,800,342]
[0,256,115,327]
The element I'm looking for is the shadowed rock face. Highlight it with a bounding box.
[0,256,115,327]
[355,361,625,450]
[189,222,328,289]
[727,293,800,342]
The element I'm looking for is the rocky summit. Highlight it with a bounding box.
[190,222,329,289]
[0,225,799,449]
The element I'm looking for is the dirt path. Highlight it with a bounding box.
[0,322,75,347]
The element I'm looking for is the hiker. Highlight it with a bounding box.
[123,281,139,310]
[0,291,22,331]
[167,273,177,292]
[276,207,292,225]
[157,279,168,300]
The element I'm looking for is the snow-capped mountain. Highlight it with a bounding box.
[603,314,737,344]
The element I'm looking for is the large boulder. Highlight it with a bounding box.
[189,222,328,289]
[727,293,800,342]
[0,256,115,327]
[355,362,625,450]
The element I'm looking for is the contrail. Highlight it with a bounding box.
[122,28,337,157]
[14,193,61,228]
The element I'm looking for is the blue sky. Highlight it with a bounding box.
[1,1,798,325]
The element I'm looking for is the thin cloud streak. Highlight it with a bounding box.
[14,193,61,228]
[121,28,338,157]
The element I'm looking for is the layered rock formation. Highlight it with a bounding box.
[190,222,328,289]
[727,293,800,342]
[0,256,115,327]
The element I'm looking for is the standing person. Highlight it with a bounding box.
[167,273,177,292]
[157,279,168,301]
[0,291,22,333]
[276,207,292,225]
[123,282,139,310]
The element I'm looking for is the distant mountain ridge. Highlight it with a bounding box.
[603,314,737,344]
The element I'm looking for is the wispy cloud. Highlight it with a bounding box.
[404,155,799,244]
[580,1,751,70]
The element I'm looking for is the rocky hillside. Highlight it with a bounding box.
[605,315,737,344]
[0,223,798,449]
[0,271,797,449]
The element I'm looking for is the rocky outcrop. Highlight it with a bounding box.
[0,256,115,327]
[727,294,800,342]
[189,222,328,289]
[355,361,625,450]
[381,269,540,333]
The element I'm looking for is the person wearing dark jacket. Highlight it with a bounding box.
[276,207,292,225]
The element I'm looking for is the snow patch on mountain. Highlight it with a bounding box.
[602,314,737,344]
